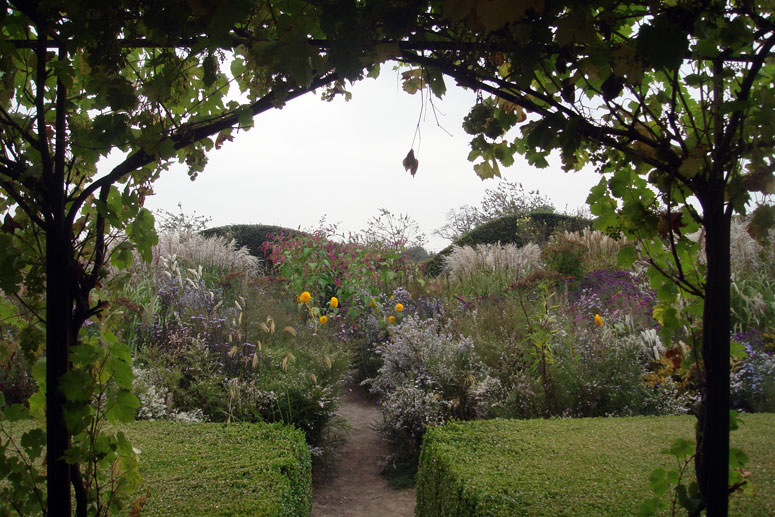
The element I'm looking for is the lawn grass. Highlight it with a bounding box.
[122,421,311,516]
[417,413,775,516]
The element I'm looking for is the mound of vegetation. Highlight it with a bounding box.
[201,224,305,262]
[425,213,591,276]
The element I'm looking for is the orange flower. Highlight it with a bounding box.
[594,314,603,326]
[329,297,339,308]
[369,298,377,308]
[299,291,311,303]
[395,303,404,313]
[319,315,328,325]
[388,315,396,324]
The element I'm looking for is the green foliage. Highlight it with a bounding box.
[541,235,587,280]
[416,415,775,517]
[201,224,305,263]
[124,422,312,516]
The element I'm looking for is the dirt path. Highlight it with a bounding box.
[312,384,416,517]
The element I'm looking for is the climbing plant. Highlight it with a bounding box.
[0,1,421,514]
[391,1,775,515]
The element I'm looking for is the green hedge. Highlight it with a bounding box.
[125,421,311,516]
[417,415,775,516]
[425,213,591,276]
[201,224,304,260]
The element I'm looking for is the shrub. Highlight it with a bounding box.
[200,224,304,261]
[366,315,488,464]
[416,415,775,516]
[124,421,311,516]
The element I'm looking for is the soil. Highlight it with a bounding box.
[311,384,416,517]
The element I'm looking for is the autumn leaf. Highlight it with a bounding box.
[403,149,419,177]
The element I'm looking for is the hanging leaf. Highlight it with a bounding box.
[403,149,419,177]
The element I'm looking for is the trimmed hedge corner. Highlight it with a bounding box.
[425,213,591,276]
[417,415,775,516]
[125,421,311,516]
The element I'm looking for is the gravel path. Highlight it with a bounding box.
[312,385,416,517]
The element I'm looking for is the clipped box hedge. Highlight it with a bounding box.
[417,415,775,516]
[124,421,311,516]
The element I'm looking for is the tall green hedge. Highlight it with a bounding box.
[416,415,775,516]
[201,224,304,261]
[425,213,591,276]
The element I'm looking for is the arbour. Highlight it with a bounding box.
[0,1,423,514]
[391,1,775,515]
[2,1,773,515]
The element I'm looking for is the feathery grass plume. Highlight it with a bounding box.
[552,228,626,271]
[153,231,261,273]
[442,242,542,281]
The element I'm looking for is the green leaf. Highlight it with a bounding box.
[747,204,775,243]
[637,19,688,69]
[20,428,45,460]
[110,241,134,269]
[0,234,23,295]
[648,467,668,495]
[637,497,663,517]
[126,208,158,263]
[617,245,638,268]
[60,370,93,402]
[730,340,748,360]
[662,438,695,461]
[237,106,254,128]
[202,54,217,88]
[63,402,92,434]
[473,160,501,180]
[4,403,29,422]
[106,390,140,423]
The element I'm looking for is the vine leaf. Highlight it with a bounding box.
[403,149,419,177]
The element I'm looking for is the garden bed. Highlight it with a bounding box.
[417,414,775,516]
[123,421,311,516]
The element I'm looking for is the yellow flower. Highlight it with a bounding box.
[594,314,603,326]
[330,297,339,308]
[388,315,396,324]
[369,298,377,308]
[319,315,328,325]
[395,303,404,313]
[299,291,311,303]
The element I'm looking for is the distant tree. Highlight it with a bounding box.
[436,180,555,241]
[359,208,427,249]
[396,1,775,514]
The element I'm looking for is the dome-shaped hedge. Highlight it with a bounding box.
[424,213,591,276]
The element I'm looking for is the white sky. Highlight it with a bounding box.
[142,68,601,252]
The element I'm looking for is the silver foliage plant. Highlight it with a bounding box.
[366,316,491,461]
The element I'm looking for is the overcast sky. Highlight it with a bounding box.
[142,67,601,252]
